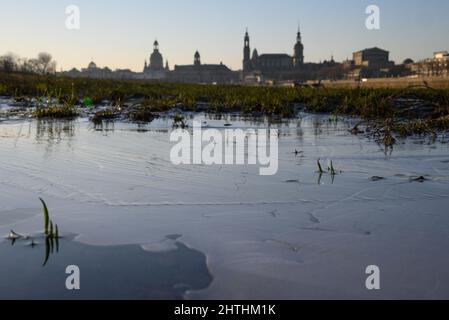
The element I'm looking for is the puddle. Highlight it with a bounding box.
[0,235,212,300]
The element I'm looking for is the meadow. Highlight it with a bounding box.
[1,71,448,141]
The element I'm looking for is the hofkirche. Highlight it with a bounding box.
[243,27,304,74]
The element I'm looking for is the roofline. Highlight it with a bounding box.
[257,53,292,57]
[353,47,389,54]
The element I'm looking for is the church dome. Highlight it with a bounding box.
[150,52,163,70]
[88,61,97,69]
[149,41,164,71]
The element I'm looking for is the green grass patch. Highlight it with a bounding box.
[34,106,78,119]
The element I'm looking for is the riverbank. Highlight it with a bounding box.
[317,77,449,90]
[1,72,448,146]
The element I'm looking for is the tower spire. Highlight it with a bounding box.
[194,50,201,66]
[243,28,251,72]
[294,22,304,67]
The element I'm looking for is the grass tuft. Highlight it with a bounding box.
[317,159,324,174]
[40,198,50,235]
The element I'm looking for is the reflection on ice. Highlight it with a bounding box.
[35,119,75,143]
[0,235,212,299]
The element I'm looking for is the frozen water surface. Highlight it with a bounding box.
[0,113,449,299]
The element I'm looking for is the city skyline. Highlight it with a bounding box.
[1,0,449,72]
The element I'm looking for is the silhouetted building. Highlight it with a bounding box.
[353,47,393,68]
[241,27,344,83]
[253,54,294,71]
[114,68,135,80]
[62,61,143,80]
[243,28,304,78]
[59,28,350,84]
[346,47,395,78]
[142,40,168,80]
[169,51,239,84]
[243,30,252,72]
[79,61,113,79]
[293,27,305,67]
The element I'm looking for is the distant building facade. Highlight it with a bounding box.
[353,47,394,68]
[62,61,136,80]
[59,39,238,84]
[346,47,395,78]
[407,51,449,77]
[60,40,170,80]
[80,61,113,79]
[241,27,348,83]
[169,51,239,84]
[61,33,415,84]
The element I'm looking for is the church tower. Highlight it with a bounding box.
[293,26,304,67]
[243,29,252,72]
[194,51,201,66]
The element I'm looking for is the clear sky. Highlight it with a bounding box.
[1,0,448,72]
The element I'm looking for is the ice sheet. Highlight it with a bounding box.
[0,114,449,299]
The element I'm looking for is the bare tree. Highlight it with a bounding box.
[0,52,56,74]
[47,60,57,74]
[26,58,39,73]
[17,58,33,73]
[0,53,18,72]
[37,52,55,74]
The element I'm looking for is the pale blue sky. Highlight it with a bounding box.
[1,0,448,71]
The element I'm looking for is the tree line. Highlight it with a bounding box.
[0,52,57,74]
